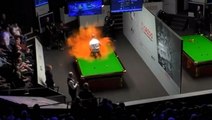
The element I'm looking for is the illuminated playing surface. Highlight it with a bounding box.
[77,52,125,77]
[68,25,125,82]
[182,35,212,63]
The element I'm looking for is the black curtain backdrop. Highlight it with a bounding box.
[177,0,185,14]
[0,1,13,24]
[48,0,65,23]
[0,0,37,33]
[64,0,69,14]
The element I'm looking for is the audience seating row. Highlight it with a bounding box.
[1,89,212,120]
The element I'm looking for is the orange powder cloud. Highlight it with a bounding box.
[67,25,115,60]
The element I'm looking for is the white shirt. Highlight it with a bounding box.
[68,79,78,89]
[12,26,21,36]
[3,31,10,46]
[89,38,100,50]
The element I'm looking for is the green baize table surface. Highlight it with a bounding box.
[77,52,125,77]
[182,35,212,63]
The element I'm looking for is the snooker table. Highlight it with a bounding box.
[74,52,126,91]
[182,35,212,77]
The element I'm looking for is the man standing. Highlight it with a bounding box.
[195,5,203,33]
[45,64,55,89]
[67,72,78,101]
[104,11,115,37]
[43,17,54,49]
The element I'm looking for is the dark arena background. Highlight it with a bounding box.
[1,0,212,120]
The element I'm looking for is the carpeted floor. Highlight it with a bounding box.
[44,29,212,103]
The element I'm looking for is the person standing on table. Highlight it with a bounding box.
[67,72,78,101]
[89,35,101,58]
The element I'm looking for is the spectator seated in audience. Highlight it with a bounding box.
[78,82,97,109]
[0,30,13,54]
[0,20,35,89]
[70,97,86,120]
[16,57,33,74]
[1,27,13,52]
[98,98,114,119]
[79,82,95,100]
[0,47,7,56]
[0,75,10,89]
[78,82,98,119]
[15,36,28,52]
[31,104,45,120]
[12,23,21,36]
[11,23,27,44]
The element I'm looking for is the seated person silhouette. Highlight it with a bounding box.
[89,36,101,58]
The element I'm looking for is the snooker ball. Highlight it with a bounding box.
[189,39,194,42]
[200,34,204,36]
[192,39,194,42]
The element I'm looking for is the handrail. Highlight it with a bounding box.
[26,36,37,42]
[125,89,212,107]
[24,27,33,36]
[0,86,45,92]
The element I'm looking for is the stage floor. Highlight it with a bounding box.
[44,31,212,103]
